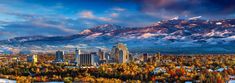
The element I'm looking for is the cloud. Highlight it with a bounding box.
[110,13,119,17]
[138,33,159,39]
[80,11,95,19]
[53,3,64,9]
[2,0,235,40]
[5,12,78,33]
[110,12,160,27]
[0,26,4,29]
[31,20,78,33]
[0,31,14,40]
[112,7,126,12]
[0,12,83,39]
[98,17,112,21]
[137,0,235,18]
[79,10,113,22]
[188,16,202,20]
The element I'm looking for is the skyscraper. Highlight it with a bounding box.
[55,50,64,62]
[98,49,105,60]
[75,48,81,66]
[91,52,99,65]
[110,43,129,63]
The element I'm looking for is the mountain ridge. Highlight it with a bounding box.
[1,18,235,54]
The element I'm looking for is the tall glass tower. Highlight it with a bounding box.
[75,48,81,66]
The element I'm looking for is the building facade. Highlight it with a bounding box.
[55,50,64,62]
[143,53,148,62]
[80,53,94,66]
[27,55,38,63]
[75,48,81,66]
[98,49,106,60]
[110,43,129,63]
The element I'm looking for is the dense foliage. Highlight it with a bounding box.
[0,54,234,83]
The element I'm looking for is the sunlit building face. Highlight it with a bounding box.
[111,43,129,63]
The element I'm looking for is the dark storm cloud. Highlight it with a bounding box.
[138,0,235,18]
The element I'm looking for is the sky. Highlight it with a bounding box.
[0,0,235,40]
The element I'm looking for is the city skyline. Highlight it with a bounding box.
[1,0,235,83]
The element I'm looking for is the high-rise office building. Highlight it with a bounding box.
[91,52,99,66]
[98,49,106,60]
[105,53,110,60]
[143,53,148,62]
[55,50,64,62]
[80,53,94,66]
[110,43,129,63]
[75,48,81,66]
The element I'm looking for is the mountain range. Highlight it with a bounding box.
[1,18,235,54]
